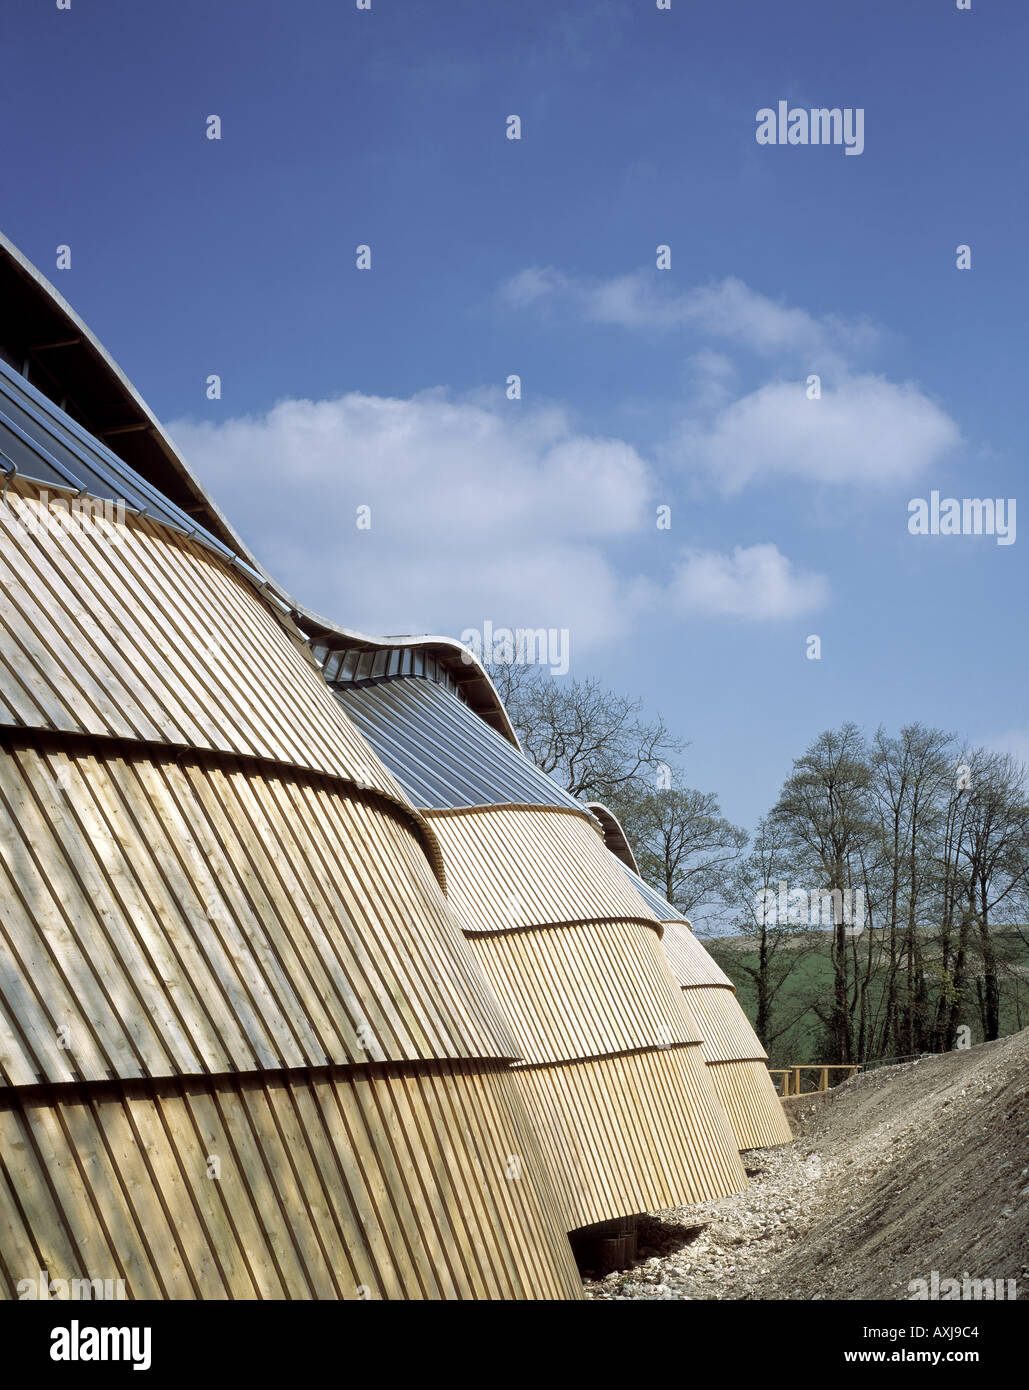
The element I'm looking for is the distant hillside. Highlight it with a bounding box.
[703,927,1029,1067]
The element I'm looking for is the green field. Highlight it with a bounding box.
[705,927,1029,1068]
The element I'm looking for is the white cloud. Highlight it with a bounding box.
[497,268,962,503]
[686,349,738,412]
[682,278,878,362]
[169,391,654,650]
[675,374,960,495]
[498,269,963,499]
[670,543,829,620]
[499,268,877,367]
[171,389,827,651]
[498,266,571,308]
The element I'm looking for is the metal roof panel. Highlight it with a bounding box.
[334,675,584,812]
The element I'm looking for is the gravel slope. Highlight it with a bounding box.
[585,1029,1029,1300]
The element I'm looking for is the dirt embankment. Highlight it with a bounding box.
[585,1030,1029,1300]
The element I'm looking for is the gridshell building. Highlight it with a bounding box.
[332,663,751,1228]
[0,234,786,1299]
[617,867,793,1152]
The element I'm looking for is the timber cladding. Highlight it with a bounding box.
[707,1058,794,1153]
[661,922,793,1150]
[0,479,583,1298]
[333,674,791,1216]
[424,804,749,1228]
[465,918,702,1065]
[333,673,790,1181]
[0,744,520,1085]
[0,480,407,801]
[661,919,736,989]
[425,803,666,933]
[515,1049,745,1230]
[0,1064,581,1300]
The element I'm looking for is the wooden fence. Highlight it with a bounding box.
[768,1064,862,1098]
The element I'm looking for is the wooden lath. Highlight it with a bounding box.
[0,1063,582,1300]
[424,803,749,1229]
[657,920,793,1150]
[0,475,586,1299]
[0,741,521,1088]
[0,479,407,799]
[425,803,665,935]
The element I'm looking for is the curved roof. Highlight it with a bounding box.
[334,674,583,812]
[0,231,514,742]
[0,231,254,560]
[618,859,691,926]
[311,624,519,746]
[585,802,641,873]
[0,353,266,586]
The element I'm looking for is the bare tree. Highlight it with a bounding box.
[485,665,685,801]
[487,665,743,925]
[957,751,1029,1040]
[771,723,875,1063]
[487,668,1029,1059]
[868,724,953,1056]
[719,816,815,1051]
[609,780,747,920]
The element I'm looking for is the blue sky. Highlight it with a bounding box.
[6,0,1027,833]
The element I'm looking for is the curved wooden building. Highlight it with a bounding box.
[332,666,749,1229]
[0,237,582,1300]
[620,868,792,1151]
